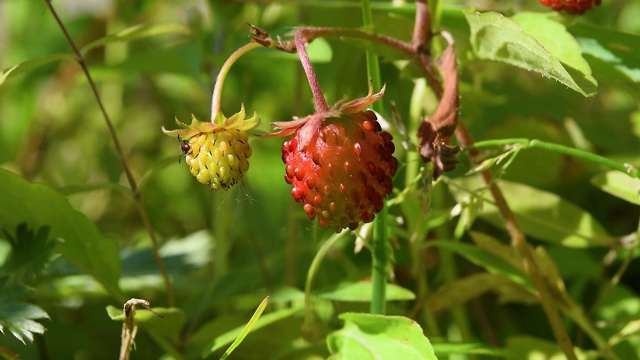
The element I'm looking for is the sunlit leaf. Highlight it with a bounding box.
[432,341,505,357]
[464,10,597,96]
[0,169,122,299]
[80,23,190,55]
[327,313,437,360]
[204,304,302,356]
[318,281,416,302]
[0,54,75,86]
[449,177,614,247]
[591,170,640,205]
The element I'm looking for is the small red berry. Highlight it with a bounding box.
[539,0,601,14]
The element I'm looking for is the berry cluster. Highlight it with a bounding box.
[539,0,601,14]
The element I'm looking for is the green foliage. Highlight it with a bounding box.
[327,313,437,359]
[0,0,639,359]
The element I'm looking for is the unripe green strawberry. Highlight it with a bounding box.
[269,85,397,232]
[163,106,257,190]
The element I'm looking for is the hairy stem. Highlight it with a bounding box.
[44,0,174,306]
[211,41,262,119]
[295,30,329,112]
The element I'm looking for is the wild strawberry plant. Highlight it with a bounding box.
[0,0,638,359]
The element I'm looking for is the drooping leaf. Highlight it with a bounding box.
[318,281,416,302]
[512,13,594,79]
[80,23,190,55]
[0,287,49,344]
[464,10,597,97]
[327,313,437,360]
[0,53,75,86]
[218,296,270,360]
[0,169,122,300]
[591,170,640,205]
[449,177,614,247]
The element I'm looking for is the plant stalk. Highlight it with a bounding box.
[295,30,329,112]
[456,122,578,360]
[44,0,173,306]
[211,41,262,118]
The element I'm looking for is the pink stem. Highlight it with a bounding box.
[295,30,329,112]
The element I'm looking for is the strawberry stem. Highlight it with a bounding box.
[211,41,262,121]
[295,30,329,113]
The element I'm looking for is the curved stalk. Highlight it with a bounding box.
[211,42,262,118]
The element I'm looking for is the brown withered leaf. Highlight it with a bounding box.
[416,35,460,178]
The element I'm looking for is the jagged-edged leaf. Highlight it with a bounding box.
[464,10,597,97]
[1,223,59,285]
[591,170,640,205]
[0,169,122,299]
[449,177,614,247]
[327,313,437,360]
[0,53,75,86]
[80,23,190,55]
[318,281,416,302]
[0,287,49,344]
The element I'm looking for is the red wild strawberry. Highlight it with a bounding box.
[270,85,397,232]
[539,0,601,14]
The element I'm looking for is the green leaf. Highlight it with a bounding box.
[0,287,49,344]
[449,177,614,247]
[0,53,75,86]
[432,341,505,357]
[427,273,537,312]
[464,10,597,97]
[505,336,591,360]
[0,169,122,300]
[591,170,640,205]
[1,223,59,285]
[425,240,532,289]
[218,296,269,360]
[512,13,593,79]
[319,281,416,302]
[327,313,437,360]
[107,304,184,357]
[80,23,190,55]
[204,304,302,356]
[571,25,640,84]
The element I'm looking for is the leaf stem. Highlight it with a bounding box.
[467,138,639,178]
[44,0,174,306]
[211,42,262,119]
